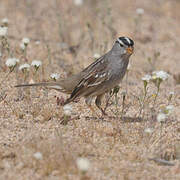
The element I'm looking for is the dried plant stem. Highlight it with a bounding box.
[153,85,160,106]
[139,82,148,117]
[114,93,119,117]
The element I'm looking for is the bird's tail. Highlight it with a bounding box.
[15,82,67,93]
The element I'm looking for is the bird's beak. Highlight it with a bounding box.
[126,46,134,54]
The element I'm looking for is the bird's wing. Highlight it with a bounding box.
[65,55,110,103]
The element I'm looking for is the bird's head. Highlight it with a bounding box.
[112,37,134,57]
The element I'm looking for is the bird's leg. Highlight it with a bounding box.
[103,93,113,115]
[85,97,99,117]
[95,94,107,116]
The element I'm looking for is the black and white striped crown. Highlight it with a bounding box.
[116,37,134,47]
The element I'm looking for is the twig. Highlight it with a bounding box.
[0,93,7,103]
[148,158,175,166]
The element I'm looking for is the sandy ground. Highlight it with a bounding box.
[0,0,180,179]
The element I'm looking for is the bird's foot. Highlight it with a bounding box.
[98,105,109,115]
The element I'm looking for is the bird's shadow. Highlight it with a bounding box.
[118,116,143,123]
[85,116,143,122]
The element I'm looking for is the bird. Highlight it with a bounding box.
[15,37,134,115]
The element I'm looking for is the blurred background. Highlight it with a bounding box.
[0,1,180,179]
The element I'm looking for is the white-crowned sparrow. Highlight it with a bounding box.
[15,37,134,115]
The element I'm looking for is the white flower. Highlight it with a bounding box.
[93,53,101,59]
[152,71,169,81]
[76,157,90,172]
[22,37,30,45]
[35,40,40,45]
[136,8,144,15]
[31,60,42,68]
[33,152,43,160]
[20,42,25,50]
[63,104,72,116]
[144,128,154,134]
[165,105,174,115]
[5,58,19,67]
[142,74,152,82]
[0,26,8,37]
[50,73,60,80]
[166,105,174,111]
[157,113,166,123]
[74,0,83,6]
[169,91,174,95]
[19,63,30,71]
[2,18,9,25]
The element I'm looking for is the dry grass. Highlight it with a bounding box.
[0,0,180,179]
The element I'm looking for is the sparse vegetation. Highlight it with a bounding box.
[0,0,179,179]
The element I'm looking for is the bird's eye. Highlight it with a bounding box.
[119,43,124,47]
